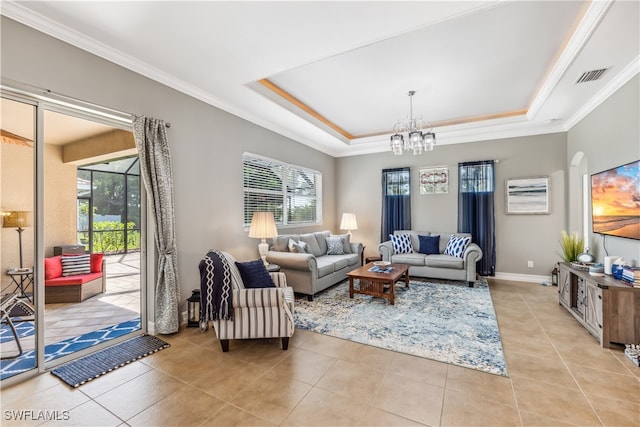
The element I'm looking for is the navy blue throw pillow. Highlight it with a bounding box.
[235,260,275,288]
[418,235,440,255]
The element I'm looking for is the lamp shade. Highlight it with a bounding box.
[2,211,32,228]
[340,213,358,231]
[248,212,278,239]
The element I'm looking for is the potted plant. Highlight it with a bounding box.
[558,230,584,263]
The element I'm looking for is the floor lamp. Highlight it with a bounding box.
[2,211,32,268]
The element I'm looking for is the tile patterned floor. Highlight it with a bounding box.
[1,279,639,426]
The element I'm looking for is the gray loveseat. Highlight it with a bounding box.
[266,230,363,300]
[378,230,483,286]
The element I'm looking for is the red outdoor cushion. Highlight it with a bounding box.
[44,256,63,280]
[45,272,103,286]
[91,253,104,273]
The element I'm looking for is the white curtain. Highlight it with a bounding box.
[132,115,180,334]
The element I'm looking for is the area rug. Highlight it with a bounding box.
[0,317,141,380]
[51,334,170,387]
[0,321,35,344]
[295,279,508,376]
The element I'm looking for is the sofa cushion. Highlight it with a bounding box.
[326,236,345,255]
[418,235,440,255]
[444,235,471,258]
[300,233,323,257]
[90,253,104,273]
[390,234,414,254]
[425,254,464,269]
[272,235,295,252]
[315,257,335,278]
[235,260,275,288]
[61,254,91,276]
[330,234,352,254]
[330,256,350,270]
[314,231,331,255]
[44,256,63,280]
[45,272,103,286]
[391,252,426,266]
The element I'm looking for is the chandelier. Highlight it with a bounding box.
[390,91,436,155]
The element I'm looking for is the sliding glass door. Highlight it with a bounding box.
[1,89,147,382]
[0,96,37,380]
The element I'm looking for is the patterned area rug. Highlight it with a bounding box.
[0,318,141,380]
[295,279,508,376]
[0,321,35,344]
[51,334,170,387]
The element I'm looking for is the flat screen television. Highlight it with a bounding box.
[590,160,640,240]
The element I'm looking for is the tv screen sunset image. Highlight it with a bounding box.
[591,160,640,240]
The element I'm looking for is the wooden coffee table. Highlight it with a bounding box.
[347,263,409,305]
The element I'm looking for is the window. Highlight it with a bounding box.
[381,167,411,241]
[243,153,322,227]
[459,161,494,193]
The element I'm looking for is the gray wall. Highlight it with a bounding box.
[3,15,637,309]
[567,75,640,267]
[1,17,337,310]
[337,133,567,277]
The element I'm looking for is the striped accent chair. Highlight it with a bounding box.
[211,252,295,352]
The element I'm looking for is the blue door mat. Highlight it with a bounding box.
[51,334,170,387]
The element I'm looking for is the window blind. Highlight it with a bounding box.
[243,153,322,227]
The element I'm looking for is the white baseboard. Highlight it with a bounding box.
[181,310,188,325]
[493,272,552,284]
[147,320,156,335]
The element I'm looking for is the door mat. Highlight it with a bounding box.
[51,334,170,387]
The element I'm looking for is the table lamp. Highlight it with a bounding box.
[248,212,278,266]
[340,212,358,236]
[2,210,32,268]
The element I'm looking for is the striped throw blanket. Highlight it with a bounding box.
[198,250,233,323]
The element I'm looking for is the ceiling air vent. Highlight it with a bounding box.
[575,68,608,84]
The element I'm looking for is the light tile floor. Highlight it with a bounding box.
[1,279,639,426]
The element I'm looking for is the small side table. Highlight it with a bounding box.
[266,264,281,272]
[6,268,34,303]
[365,256,383,264]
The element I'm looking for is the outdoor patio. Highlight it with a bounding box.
[1,252,141,357]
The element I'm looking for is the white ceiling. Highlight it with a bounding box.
[2,1,639,157]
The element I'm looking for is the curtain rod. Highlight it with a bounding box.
[412,159,500,169]
[2,78,170,127]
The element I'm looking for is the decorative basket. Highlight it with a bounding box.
[570,262,593,271]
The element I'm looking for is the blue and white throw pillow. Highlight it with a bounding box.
[444,235,471,258]
[326,236,345,255]
[390,234,414,254]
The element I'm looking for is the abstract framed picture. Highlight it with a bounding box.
[419,167,448,194]
[506,176,550,214]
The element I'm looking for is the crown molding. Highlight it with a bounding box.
[565,57,640,129]
[3,0,636,160]
[527,0,613,121]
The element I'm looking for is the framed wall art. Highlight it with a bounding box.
[419,167,448,194]
[506,176,550,214]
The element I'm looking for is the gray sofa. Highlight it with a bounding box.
[378,230,483,286]
[266,230,363,300]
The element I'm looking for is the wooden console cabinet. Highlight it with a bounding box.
[558,262,640,348]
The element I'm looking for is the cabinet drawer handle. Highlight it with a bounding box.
[598,295,602,299]
[598,324,602,328]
